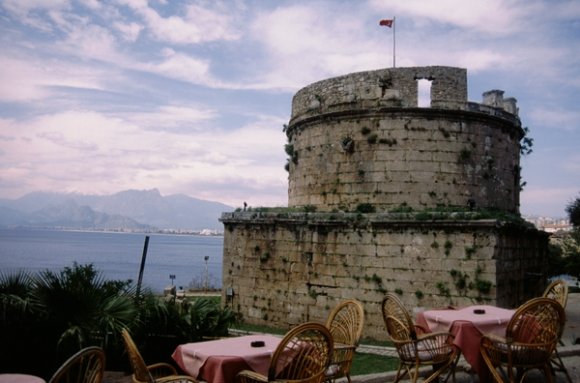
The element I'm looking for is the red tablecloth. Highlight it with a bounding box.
[172,334,281,383]
[416,305,514,381]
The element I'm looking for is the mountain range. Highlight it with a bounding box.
[0,189,234,231]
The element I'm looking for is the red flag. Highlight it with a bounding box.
[379,19,393,27]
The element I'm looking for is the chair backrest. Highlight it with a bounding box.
[506,297,566,346]
[121,328,154,383]
[325,299,365,346]
[381,293,416,342]
[268,322,333,383]
[48,346,105,383]
[542,279,568,308]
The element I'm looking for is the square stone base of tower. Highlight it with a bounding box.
[221,211,549,340]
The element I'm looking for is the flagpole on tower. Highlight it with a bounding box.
[392,16,396,68]
[379,17,396,68]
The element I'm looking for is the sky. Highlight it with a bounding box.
[0,0,579,218]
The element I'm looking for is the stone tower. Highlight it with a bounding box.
[286,66,522,213]
[221,66,548,340]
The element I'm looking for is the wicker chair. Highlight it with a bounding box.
[480,297,566,383]
[381,293,458,383]
[121,328,198,383]
[236,322,333,383]
[48,346,105,383]
[324,299,365,383]
[543,279,568,308]
[542,279,572,383]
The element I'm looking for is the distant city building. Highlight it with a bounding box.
[525,216,572,233]
[199,229,222,236]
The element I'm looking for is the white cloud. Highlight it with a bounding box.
[182,2,241,42]
[218,122,286,160]
[0,55,114,102]
[0,108,287,204]
[113,21,143,42]
[122,104,217,130]
[0,110,180,195]
[120,0,241,44]
[0,57,52,101]
[61,23,126,64]
[146,50,212,85]
[253,5,325,56]
[249,4,384,89]
[0,0,71,33]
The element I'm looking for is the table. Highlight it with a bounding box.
[172,334,281,383]
[0,374,46,383]
[416,305,514,381]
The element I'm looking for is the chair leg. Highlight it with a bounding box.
[411,364,421,383]
[480,345,508,383]
[543,364,555,383]
[515,367,526,383]
[426,356,457,383]
[442,351,460,383]
[551,349,573,383]
[393,363,407,383]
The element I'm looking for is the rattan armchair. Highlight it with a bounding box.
[236,322,333,383]
[480,297,566,383]
[121,328,198,383]
[542,279,572,383]
[324,299,364,383]
[543,279,568,308]
[381,293,458,383]
[48,346,105,383]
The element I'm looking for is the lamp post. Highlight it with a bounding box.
[204,256,209,291]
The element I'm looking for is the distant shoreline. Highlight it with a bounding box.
[0,226,224,237]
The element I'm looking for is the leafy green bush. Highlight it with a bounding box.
[0,263,236,379]
[355,203,376,213]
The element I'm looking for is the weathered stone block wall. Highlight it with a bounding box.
[287,109,522,213]
[286,66,523,213]
[221,212,548,340]
[290,66,468,118]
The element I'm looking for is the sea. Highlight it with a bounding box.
[0,228,223,293]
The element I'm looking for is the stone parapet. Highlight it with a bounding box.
[290,66,469,123]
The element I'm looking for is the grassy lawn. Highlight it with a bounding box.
[231,322,287,335]
[230,323,399,376]
[351,352,399,376]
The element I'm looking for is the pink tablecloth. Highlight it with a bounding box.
[0,374,46,383]
[416,305,514,381]
[172,334,281,383]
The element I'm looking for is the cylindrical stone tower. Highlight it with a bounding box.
[285,66,524,213]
